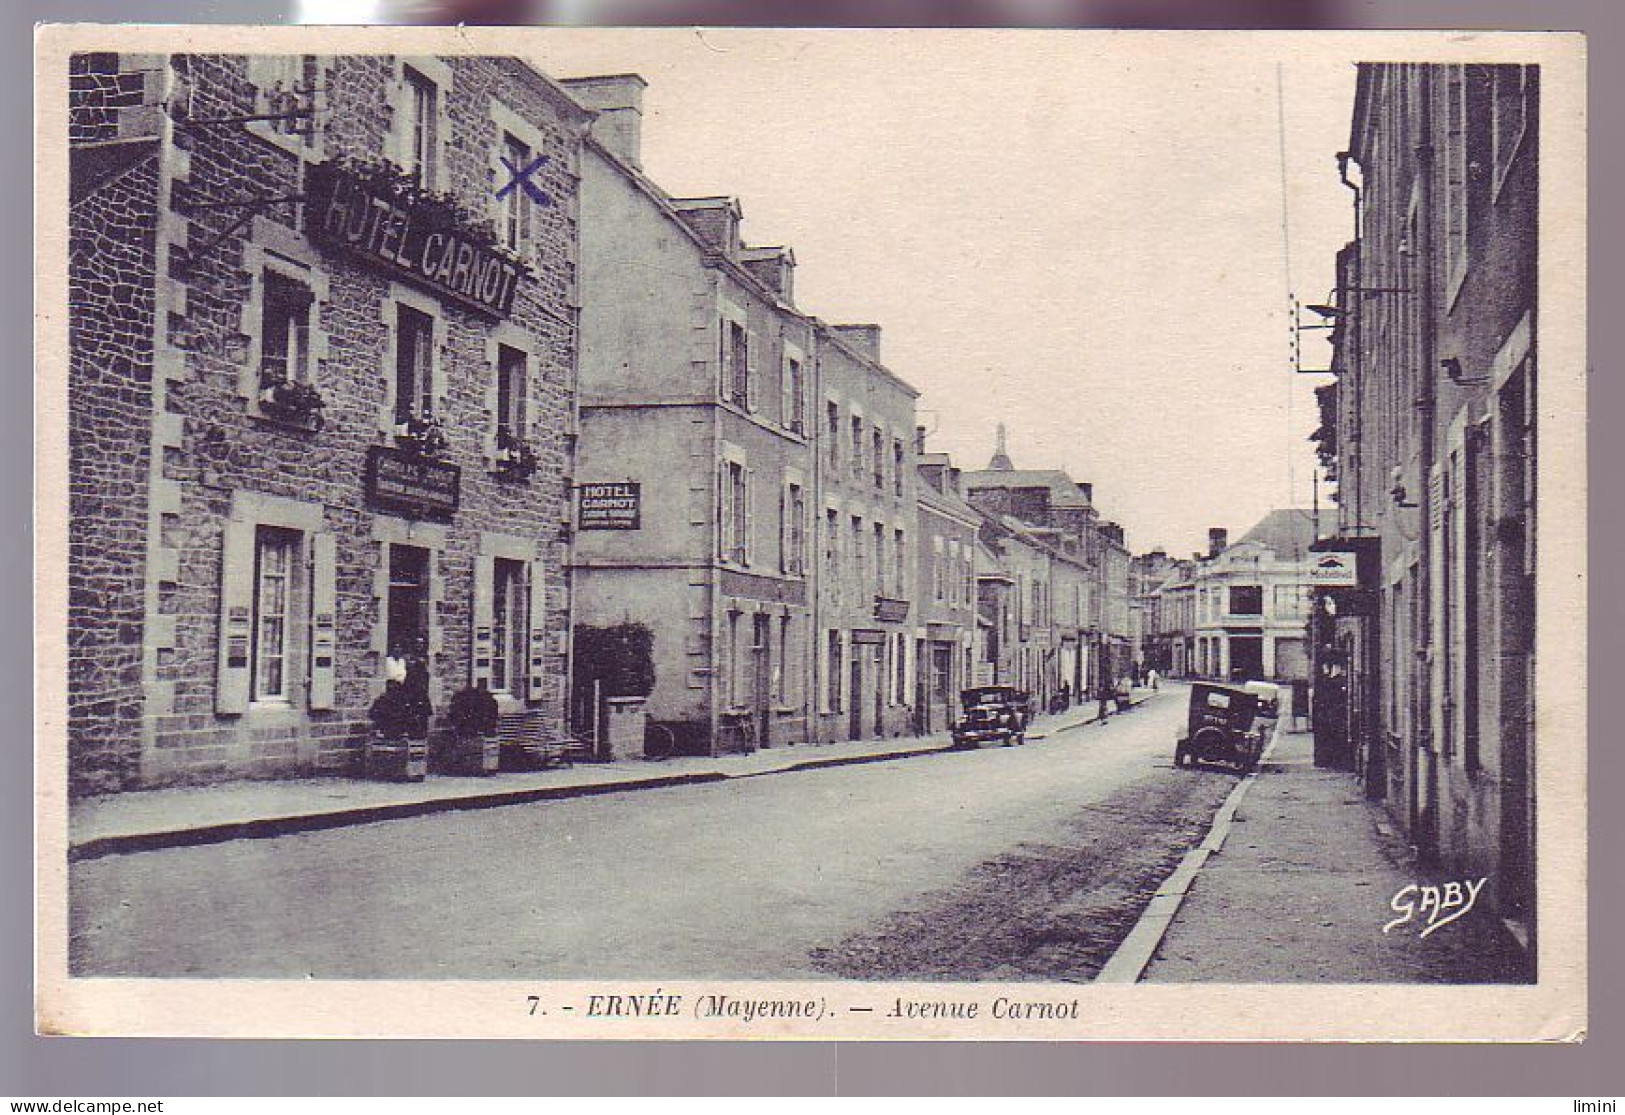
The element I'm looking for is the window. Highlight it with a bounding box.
[386,544,431,661]
[395,304,434,423]
[893,439,905,497]
[874,521,886,596]
[500,132,533,252]
[895,529,906,602]
[1272,584,1308,618]
[786,357,804,433]
[850,416,864,480]
[964,552,975,609]
[722,320,749,408]
[851,515,864,594]
[260,270,312,386]
[402,66,438,188]
[826,402,840,471]
[1229,585,1263,615]
[776,616,791,705]
[1492,65,1532,198]
[251,527,298,703]
[873,429,884,490]
[933,541,945,602]
[784,483,806,575]
[247,55,314,142]
[490,558,528,695]
[721,461,747,564]
[824,508,839,594]
[722,612,739,708]
[495,344,526,445]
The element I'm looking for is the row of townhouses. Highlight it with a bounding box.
[66,52,1134,797]
[1308,63,1539,962]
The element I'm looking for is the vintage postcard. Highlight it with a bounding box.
[35,25,1586,1040]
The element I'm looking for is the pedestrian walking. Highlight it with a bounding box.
[1149,668,1161,691]
[1097,680,1111,723]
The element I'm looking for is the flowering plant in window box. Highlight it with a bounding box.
[394,413,450,460]
[257,375,327,428]
[494,428,539,481]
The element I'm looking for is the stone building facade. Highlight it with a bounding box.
[810,323,920,744]
[567,75,819,756]
[67,52,587,793]
[1191,511,1318,683]
[914,448,982,734]
[1313,62,1539,956]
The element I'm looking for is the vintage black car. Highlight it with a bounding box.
[952,685,1031,748]
[1174,682,1266,772]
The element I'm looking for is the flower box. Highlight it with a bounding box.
[364,735,429,782]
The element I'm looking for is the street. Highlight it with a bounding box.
[70,686,1241,981]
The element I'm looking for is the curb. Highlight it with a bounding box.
[1027,692,1156,741]
[1093,718,1283,984]
[70,691,1169,863]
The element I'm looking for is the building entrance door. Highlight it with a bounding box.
[386,544,430,665]
[848,650,864,741]
[752,613,772,748]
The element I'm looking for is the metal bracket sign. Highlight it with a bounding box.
[578,482,641,530]
[1308,550,1360,587]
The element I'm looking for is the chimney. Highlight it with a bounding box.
[1208,528,1228,558]
[831,324,882,362]
[559,74,647,169]
[739,246,796,303]
[670,197,742,257]
[914,425,928,455]
[1076,482,1093,503]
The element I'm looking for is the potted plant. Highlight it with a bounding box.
[441,685,501,775]
[365,679,432,781]
[494,428,539,481]
[258,374,327,428]
[395,413,450,461]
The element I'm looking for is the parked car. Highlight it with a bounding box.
[952,685,1031,748]
[1241,680,1283,720]
[1174,681,1266,772]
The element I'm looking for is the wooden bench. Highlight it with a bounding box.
[495,710,585,770]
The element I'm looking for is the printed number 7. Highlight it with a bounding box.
[527,995,541,1016]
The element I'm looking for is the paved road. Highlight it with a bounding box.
[71,685,1241,981]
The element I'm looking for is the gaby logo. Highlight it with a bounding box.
[1382,877,1489,939]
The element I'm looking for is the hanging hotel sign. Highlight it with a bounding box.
[305,159,527,319]
[578,482,641,530]
[1307,551,1360,587]
[364,445,460,519]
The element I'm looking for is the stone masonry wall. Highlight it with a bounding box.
[67,108,159,794]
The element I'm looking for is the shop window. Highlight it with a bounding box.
[501,131,533,252]
[251,527,299,704]
[394,304,434,423]
[490,558,528,696]
[402,65,439,189]
[495,343,527,444]
[260,270,312,386]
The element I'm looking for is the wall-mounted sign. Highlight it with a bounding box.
[364,445,460,519]
[1307,551,1359,587]
[578,482,641,530]
[306,160,526,319]
[851,629,887,646]
[873,597,911,624]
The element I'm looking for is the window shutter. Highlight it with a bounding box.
[471,554,495,689]
[308,532,337,710]
[1428,463,1446,752]
[746,329,760,412]
[778,483,788,573]
[718,461,729,561]
[743,467,756,566]
[780,354,793,428]
[215,519,255,715]
[526,560,548,701]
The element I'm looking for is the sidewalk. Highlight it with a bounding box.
[1135,725,1530,984]
[68,689,1155,861]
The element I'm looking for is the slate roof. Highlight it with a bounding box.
[1233,508,1320,562]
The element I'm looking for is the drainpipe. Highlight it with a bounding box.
[1336,149,1364,538]
[1414,66,1441,861]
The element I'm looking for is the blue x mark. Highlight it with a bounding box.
[496,154,552,206]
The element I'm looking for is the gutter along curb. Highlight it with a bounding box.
[1093,719,1284,984]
